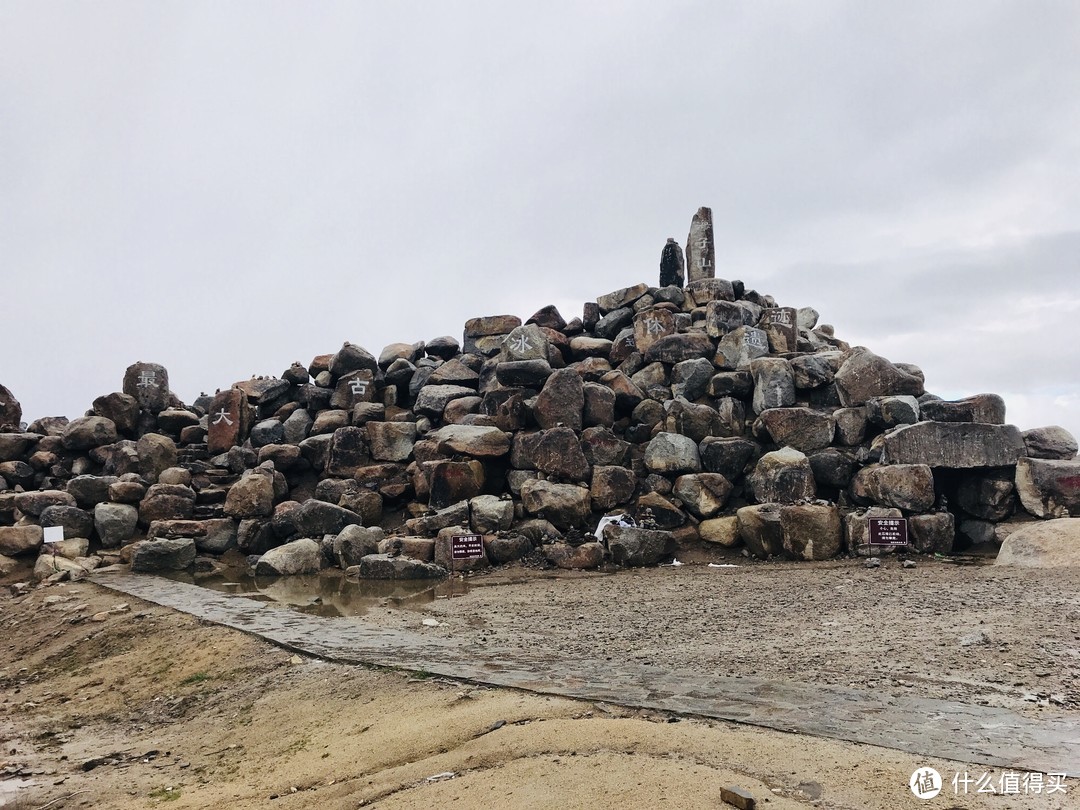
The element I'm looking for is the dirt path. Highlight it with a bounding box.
[2,561,1077,809]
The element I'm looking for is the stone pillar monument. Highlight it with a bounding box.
[659,238,685,288]
[686,207,716,283]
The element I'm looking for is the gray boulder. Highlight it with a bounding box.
[750,358,795,414]
[61,416,118,451]
[293,499,363,537]
[909,512,955,554]
[606,525,670,566]
[644,432,701,476]
[995,518,1080,568]
[131,538,196,572]
[833,347,924,406]
[880,422,1027,468]
[469,495,514,534]
[756,408,834,454]
[672,473,733,519]
[736,503,784,558]
[0,525,43,556]
[920,394,1006,425]
[1021,426,1078,460]
[543,541,604,570]
[849,464,935,512]
[255,538,324,576]
[1015,457,1080,519]
[748,447,815,504]
[780,504,842,560]
[94,503,139,548]
[428,424,511,458]
[519,479,591,530]
[334,525,386,568]
[357,553,447,579]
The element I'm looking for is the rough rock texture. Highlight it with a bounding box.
[131,538,196,572]
[1014,457,1080,519]
[880,423,1027,468]
[255,538,324,576]
[995,518,1080,568]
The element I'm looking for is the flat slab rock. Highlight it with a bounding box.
[880,422,1027,468]
[95,574,1080,778]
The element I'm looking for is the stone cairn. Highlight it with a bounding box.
[1,207,1078,583]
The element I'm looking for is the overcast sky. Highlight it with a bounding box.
[2,1,1078,442]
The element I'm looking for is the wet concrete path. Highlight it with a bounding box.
[94,573,1079,777]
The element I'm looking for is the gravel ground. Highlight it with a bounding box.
[358,556,1080,716]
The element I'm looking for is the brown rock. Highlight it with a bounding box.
[207,388,251,454]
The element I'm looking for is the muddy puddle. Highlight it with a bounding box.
[162,564,467,618]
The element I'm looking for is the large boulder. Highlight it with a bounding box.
[644,432,701,476]
[920,394,1005,425]
[66,475,118,509]
[61,416,118,450]
[590,465,637,511]
[94,503,139,548]
[736,503,784,558]
[293,499,363,537]
[672,473,733,519]
[780,504,842,560]
[366,422,417,463]
[14,490,76,517]
[137,483,195,527]
[519,479,591,530]
[428,460,485,510]
[255,538,324,576]
[469,495,514,534]
[1021,426,1078,461]
[333,525,386,568]
[909,512,955,554]
[996,518,1080,568]
[357,553,447,579]
[833,348,924,406]
[0,525,43,556]
[849,464,935,512]
[880,422,1027,468]
[39,505,95,541]
[756,408,834,454]
[131,538,196,572]
[606,525,670,566]
[1015,457,1080,519]
[543,541,605,570]
[750,358,795,414]
[533,368,584,431]
[223,471,275,519]
[136,433,178,481]
[747,447,815,504]
[428,424,511,458]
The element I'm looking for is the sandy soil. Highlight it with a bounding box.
[1,558,1077,810]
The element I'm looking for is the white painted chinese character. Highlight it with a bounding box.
[645,318,664,335]
[1000,772,1020,794]
[212,409,233,426]
[349,379,368,396]
[509,334,531,353]
[975,772,996,794]
[137,371,156,388]
[953,772,975,794]
[1046,773,1067,794]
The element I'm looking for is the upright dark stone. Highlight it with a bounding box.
[659,238,685,287]
[686,207,716,283]
[122,362,170,413]
[207,388,251,455]
[0,384,22,431]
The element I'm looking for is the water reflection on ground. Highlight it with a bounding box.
[163,565,464,618]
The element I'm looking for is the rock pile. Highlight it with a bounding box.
[1,208,1077,581]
